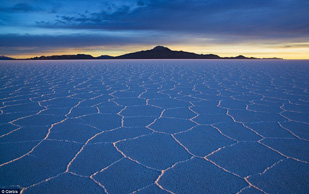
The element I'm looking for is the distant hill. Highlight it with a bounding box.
[28,54,115,60]
[0,55,14,60]
[116,46,222,59]
[97,55,114,59]
[3,46,282,60]
[262,57,283,60]
[223,55,257,59]
[29,54,95,60]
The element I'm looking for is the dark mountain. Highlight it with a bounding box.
[27,54,114,60]
[29,54,95,60]
[116,46,221,59]
[223,55,257,59]
[262,57,283,60]
[96,55,114,59]
[4,46,279,60]
[0,55,14,60]
[234,55,252,59]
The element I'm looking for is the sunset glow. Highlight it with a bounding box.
[1,0,308,59]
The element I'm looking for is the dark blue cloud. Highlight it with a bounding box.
[0,33,153,47]
[12,3,39,12]
[0,3,41,12]
[0,0,308,56]
[0,31,185,51]
[31,0,309,39]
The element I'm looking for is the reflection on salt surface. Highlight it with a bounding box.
[0,60,308,193]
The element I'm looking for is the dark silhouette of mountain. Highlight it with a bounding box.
[29,54,95,60]
[0,55,14,60]
[116,46,221,59]
[28,54,114,60]
[223,55,257,59]
[262,57,283,60]
[96,55,114,59]
[4,46,281,60]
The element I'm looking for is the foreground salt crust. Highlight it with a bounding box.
[0,59,308,193]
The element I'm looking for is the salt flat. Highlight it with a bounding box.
[0,59,308,193]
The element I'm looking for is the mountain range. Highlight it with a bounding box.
[0,46,282,60]
[0,55,14,60]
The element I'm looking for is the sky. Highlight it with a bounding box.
[0,0,309,59]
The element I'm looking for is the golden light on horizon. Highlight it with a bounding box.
[169,43,309,60]
[7,43,309,60]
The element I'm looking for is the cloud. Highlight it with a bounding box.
[0,3,41,13]
[0,0,308,58]
[0,32,182,48]
[2,0,309,40]
[33,0,309,40]
[12,3,39,12]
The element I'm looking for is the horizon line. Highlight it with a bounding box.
[2,46,294,60]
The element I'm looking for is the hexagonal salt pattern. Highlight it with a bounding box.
[0,60,308,193]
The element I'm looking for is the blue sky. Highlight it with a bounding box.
[1,0,309,58]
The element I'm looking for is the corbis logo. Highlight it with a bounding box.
[0,189,20,194]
